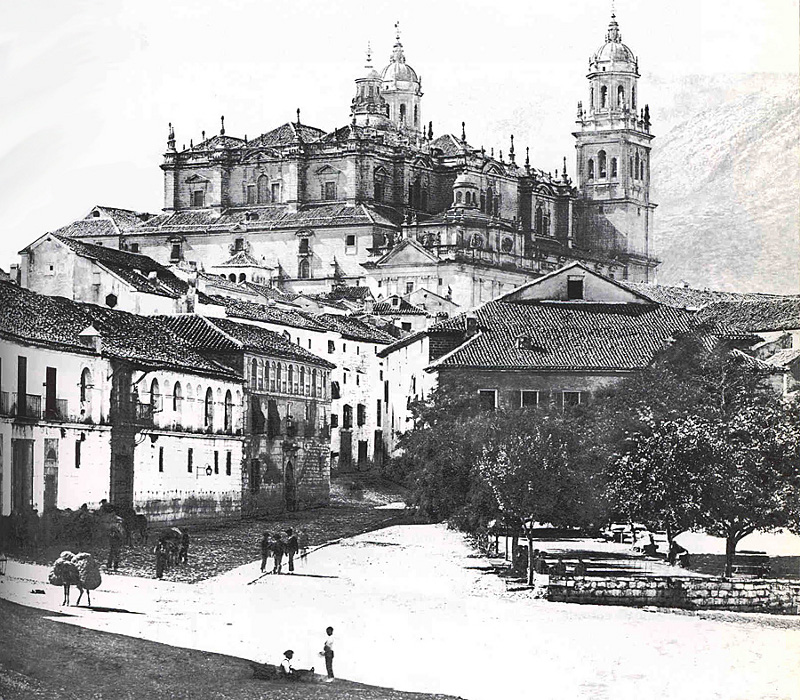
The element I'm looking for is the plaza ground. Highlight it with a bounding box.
[2,519,799,700]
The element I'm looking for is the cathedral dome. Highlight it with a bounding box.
[381,29,420,88]
[591,14,637,68]
[381,60,419,84]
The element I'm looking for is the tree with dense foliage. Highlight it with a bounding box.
[386,377,495,529]
[602,332,800,575]
[477,408,604,583]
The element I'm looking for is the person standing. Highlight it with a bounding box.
[260,532,272,572]
[322,626,335,681]
[272,532,284,574]
[298,530,309,561]
[285,528,299,573]
[107,526,122,572]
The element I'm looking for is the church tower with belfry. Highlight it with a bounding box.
[573,11,658,282]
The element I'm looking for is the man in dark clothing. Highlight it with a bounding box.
[178,529,190,565]
[155,540,167,579]
[285,528,299,573]
[107,527,122,571]
[322,626,335,681]
[272,533,284,574]
[260,532,272,572]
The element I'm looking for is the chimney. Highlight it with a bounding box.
[464,314,478,336]
[78,324,102,352]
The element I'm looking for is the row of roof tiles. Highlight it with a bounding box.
[0,283,336,379]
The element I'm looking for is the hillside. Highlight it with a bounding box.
[649,73,799,294]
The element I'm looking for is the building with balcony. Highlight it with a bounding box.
[0,282,244,525]
[160,314,335,515]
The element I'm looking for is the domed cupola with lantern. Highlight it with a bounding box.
[351,44,391,128]
[451,171,480,210]
[379,22,423,134]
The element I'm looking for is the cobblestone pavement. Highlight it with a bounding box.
[2,523,798,700]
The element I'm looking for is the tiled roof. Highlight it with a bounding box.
[618,282,787,309]
[244,282,300,304]
[158,315,334,368]
[248,122,326,148]
[308,313,396,344]
[92,206,154,231]
[695,299,800,333]
[430,134,468,156]
[55,236,197,301]
[372,297,427,316]
[210,318,335,368]
[0,283,236,379]
[183,134,247,152]
[139,203,379,234]
[198,272,261,297]
[217,251,264,267]
[764,348,800,368]
[216,296,328,331]
[432,300,695,371]
[321,286,374,302]
[48,219,118,239]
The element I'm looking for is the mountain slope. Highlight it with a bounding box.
[649,74,799,294]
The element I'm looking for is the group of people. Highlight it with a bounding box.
[279,626,336,683]
[530,550,587,577]
[261,528,309,574]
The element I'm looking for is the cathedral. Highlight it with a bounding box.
[62,12,658,309]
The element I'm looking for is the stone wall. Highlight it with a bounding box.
[547,575,800,615]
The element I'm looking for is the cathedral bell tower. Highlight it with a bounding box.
[573,12,658,282]
[379,23,423,134]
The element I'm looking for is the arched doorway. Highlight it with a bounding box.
[285,460,297,511]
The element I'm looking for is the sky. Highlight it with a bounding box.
[1,0,798,276]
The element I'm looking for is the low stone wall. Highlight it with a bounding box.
[136,490,242,526]
[547,576,800,615]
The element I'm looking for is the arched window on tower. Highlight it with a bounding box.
[385,104,390,117]
[598,150,607,178]
[414,104,419,127]
[617,85,625,109]
[629,156,634,179]
[640,159,645,180]
[631,86,636,110]
[588,159,595,180]
[485,186,493,213]
[399,103,406,125]
[600,85,608,109]
[455,191,462,204]
[590,87,594,109]
[635,152,640,180]
[257,175,269,204]
[298,259,310,279]
[535,204,544,235]
[238,273,246,283]
[611,158,618,178]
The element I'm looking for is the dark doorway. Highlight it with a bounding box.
[339,430,352,471]
[17,356,27,417]
[43,439,59,512]
[373,430,384,468]
[285,460,297,511]
[250,459,261,494]
[11,439,34,513]
[45,367,57,418]
[357,440,368,469]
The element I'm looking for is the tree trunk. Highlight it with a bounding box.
[527,530,535,586]
[511,533,519,570]
[665,521,673,549]
[724,534,738,578]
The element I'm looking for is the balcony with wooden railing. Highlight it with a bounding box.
[0,392,43,420]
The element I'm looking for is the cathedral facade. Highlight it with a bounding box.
[72,13,659,309]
